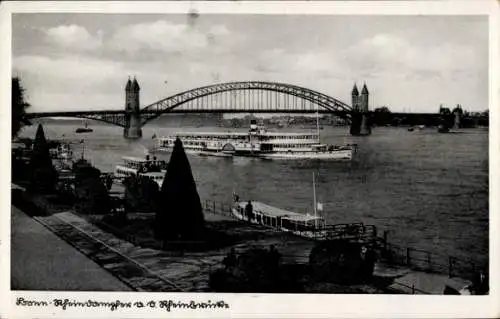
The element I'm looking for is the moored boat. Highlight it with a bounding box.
[50,143,73,161]
[232,172,342,239]
[114,155,167,187]
[232,200,326,238]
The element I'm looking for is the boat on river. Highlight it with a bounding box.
[75,121,93,133]
[154,119,355,160]
[232,200,326,238]
[231,173,372,240]
[113,155,167,187]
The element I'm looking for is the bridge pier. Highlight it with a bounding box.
[349,112,371,136]
[360,113,371,135]
[123,114,142,139]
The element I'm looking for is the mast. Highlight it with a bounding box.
[81,139,85,159]
[316,104,320,143]
[313,172,317,228]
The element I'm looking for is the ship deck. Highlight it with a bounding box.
[235,201,321,222]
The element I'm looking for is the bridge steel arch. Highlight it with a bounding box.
[25,110,129,127]
[139,81,353,125]
[25,81,354,128]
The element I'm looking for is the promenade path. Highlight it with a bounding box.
[11,206,132,291]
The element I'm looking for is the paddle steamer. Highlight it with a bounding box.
[154,120,355,160]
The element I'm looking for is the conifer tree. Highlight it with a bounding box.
[28,124,58,193]
[155,138,205,241]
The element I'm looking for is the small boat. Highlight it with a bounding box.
[232,173,327,239]
[232,200,326,238]
[50,143,73,161]
[75,121,93,133]
[114,155,168,187]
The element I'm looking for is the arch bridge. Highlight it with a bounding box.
[26,80,370,138]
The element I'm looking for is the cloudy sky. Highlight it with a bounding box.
[12,13,488,113]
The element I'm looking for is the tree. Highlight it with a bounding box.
[155,138,205,242]
[439,105,451,116]
[12,77,31,139]
[373,106,392,126]
[28,124,58,194]
[374,106,391,113]
[452,104,463,115]
[438,105,454,129]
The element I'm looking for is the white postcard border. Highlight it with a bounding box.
[1,1,499,318]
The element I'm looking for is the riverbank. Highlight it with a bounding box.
[11,185,484,294]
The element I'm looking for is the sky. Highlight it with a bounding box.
[12,13,489,113]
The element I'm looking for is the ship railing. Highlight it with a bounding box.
[202,199,378,241]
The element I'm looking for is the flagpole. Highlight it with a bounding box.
[316,104,320,143]
[81,139,85,159]
[313,172,317,229]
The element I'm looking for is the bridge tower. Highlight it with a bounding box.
[349,83,371,136]
[124,76,142,139]
[351,84,360,111]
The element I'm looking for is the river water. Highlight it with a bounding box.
[19,121,489,266]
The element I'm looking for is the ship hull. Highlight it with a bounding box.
[153,146,352,160]
[259,149,352,160]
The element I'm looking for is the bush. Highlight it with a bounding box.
[124,176,159,213]
[208,246,303,293]
[73,160,111,215]
[309,240,377,285]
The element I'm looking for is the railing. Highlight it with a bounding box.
[378,242,482,281]
[203,199,236,218]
